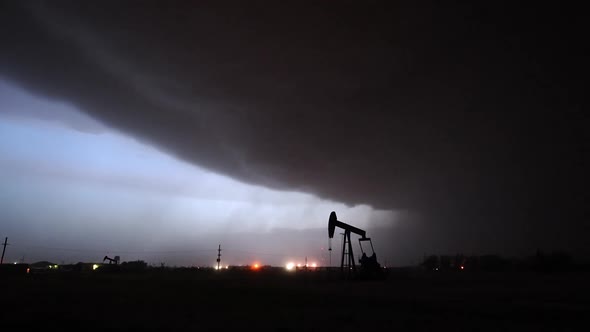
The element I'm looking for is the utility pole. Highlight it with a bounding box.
[1,237,8,264]
[216,244,222,270]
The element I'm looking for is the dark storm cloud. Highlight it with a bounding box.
[0,1,587,255]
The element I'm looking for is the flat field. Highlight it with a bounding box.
[2,268,588,331]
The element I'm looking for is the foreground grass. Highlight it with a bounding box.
[2,268,588,331]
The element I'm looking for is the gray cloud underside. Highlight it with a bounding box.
[0,1,587,254]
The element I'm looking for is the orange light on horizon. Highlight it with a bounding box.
[252,263,260,270]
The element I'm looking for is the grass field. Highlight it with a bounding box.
[2,268,588,331]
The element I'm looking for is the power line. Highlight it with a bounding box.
[21,245,217,254]
[222,249,293,257]
[11,244,319,264]
[19,245,295,258]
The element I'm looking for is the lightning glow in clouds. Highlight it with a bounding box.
[0,79,394,266]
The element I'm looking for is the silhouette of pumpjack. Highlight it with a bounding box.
[328,211,382,278]
[103,255,120,265]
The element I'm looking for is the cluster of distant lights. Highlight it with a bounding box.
[212,261,318,271]
[11,261,323,272]
[285,262,317,271]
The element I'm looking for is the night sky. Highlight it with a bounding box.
[0,1,587,266]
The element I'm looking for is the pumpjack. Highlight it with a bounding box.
[328,211,382,279]
[103,255,120,265]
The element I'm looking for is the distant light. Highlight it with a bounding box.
[225,265,229,269]
[311,263,317,268]
[26,268,30,274]
[460,265,464,270]
[296,264,301,267]
[252,263,260,270]
[286,262,295,271]
[92,264,100,270]
[14,262,17,265]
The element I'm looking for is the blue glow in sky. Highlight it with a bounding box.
[0,79,394,266]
